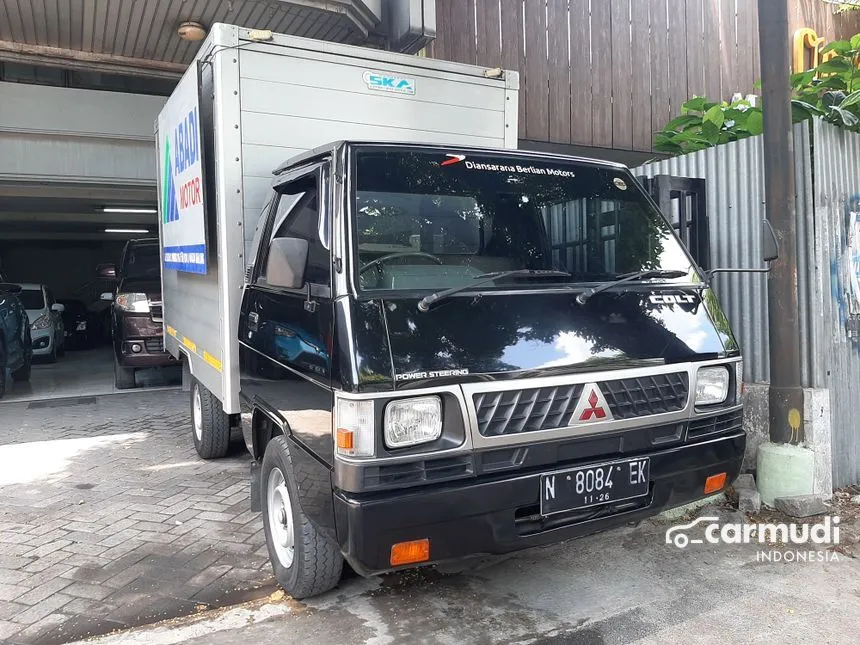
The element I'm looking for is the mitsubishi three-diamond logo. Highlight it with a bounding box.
[569,384,613,425]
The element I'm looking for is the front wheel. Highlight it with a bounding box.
[191,380,230,459]
[261,436,343,599]
[114,359,135,389]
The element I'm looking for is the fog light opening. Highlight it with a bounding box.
[131,344,143,353]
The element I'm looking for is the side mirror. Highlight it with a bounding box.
[97,263,117,278]
[265,237,308,290]
[100,292,115,301]
[762,219,779,262]
[52,303,65,313]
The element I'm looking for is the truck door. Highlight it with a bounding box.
[239,164,335,466]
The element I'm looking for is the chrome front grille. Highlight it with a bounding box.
[473,372,689,437]
[474,384,585,437]
[149,300,163,323]
[599,373,689,420]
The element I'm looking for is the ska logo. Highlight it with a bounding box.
[649,294,697,305]
[363,71,416,95]
[569,384,614,425]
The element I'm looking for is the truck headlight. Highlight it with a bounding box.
[115,293,150,313]
[384,396,442,449]
[31,314,51,330]
[335,398,375,458]
[695,366,730,406]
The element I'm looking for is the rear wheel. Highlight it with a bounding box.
[114,359,135,389]
[191,380,231,459]
[261,436,343,599]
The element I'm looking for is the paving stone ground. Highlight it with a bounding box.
[0,390,274,645]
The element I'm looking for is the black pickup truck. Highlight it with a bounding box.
[188,142,746,599]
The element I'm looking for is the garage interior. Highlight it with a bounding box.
[0,0,435,404]
[0,183,181,402]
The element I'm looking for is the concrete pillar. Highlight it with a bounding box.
[754,387,832,506]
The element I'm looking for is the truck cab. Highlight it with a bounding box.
[231,141,744,597]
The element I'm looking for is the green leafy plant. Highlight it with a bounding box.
[654,96,762,155]
[654,33,860,155]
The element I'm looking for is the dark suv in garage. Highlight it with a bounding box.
[0,279,32,398]
[101,239,176,388]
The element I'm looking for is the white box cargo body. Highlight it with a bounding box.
[156,23,519,413]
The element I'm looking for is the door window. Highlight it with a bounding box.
[259,172,330,288]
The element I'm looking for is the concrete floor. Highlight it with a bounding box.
[1,346,181,404]
[72,501,860,645]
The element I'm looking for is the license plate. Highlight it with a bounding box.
[540,457,650,516]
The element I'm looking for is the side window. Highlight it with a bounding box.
[259,172,330,287]
[247,197,273,282]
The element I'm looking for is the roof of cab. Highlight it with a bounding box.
[271,140,629,180]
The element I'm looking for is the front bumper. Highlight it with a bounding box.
[334,431,745,576]
[31,329,54,355]
[117,314,175,368]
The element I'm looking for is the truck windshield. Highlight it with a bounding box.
[122,244,161,279]
[351,148,694,293]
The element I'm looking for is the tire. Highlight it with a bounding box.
[46,342,57,364]
[191,380,231,459]
[57,337,65,357]
[114,359,136,389]
[10,346,31,383]
[261,435,343,599]
[0,339,7,400]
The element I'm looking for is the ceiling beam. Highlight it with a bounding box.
[0,40,186,79]
[0,181,155,201]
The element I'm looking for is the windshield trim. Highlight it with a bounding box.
[344,143,700,300]
[350,280,706,303]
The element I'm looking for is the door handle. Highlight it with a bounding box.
[248,311,259,332]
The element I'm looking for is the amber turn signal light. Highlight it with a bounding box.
[704,472,727,494]
[390,539,430,566]
[336,428,354,450]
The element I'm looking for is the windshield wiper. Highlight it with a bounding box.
[417,269,571,312]
[575,269,692,305]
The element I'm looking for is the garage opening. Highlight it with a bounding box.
[0,185,181,403]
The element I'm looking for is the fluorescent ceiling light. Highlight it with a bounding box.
[100,207,157,214]
[105,228,149,234]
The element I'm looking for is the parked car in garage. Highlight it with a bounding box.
[0,281,32,398]
[100,238,177,389]
[16,283,65,362]
[57,298,94,349]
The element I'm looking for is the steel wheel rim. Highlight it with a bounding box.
[267,467,295,569]
[192,386,203,441]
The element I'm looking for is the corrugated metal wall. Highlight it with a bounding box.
[637,119,860,487]
[636,123,812,385]
[810,120,860,487]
